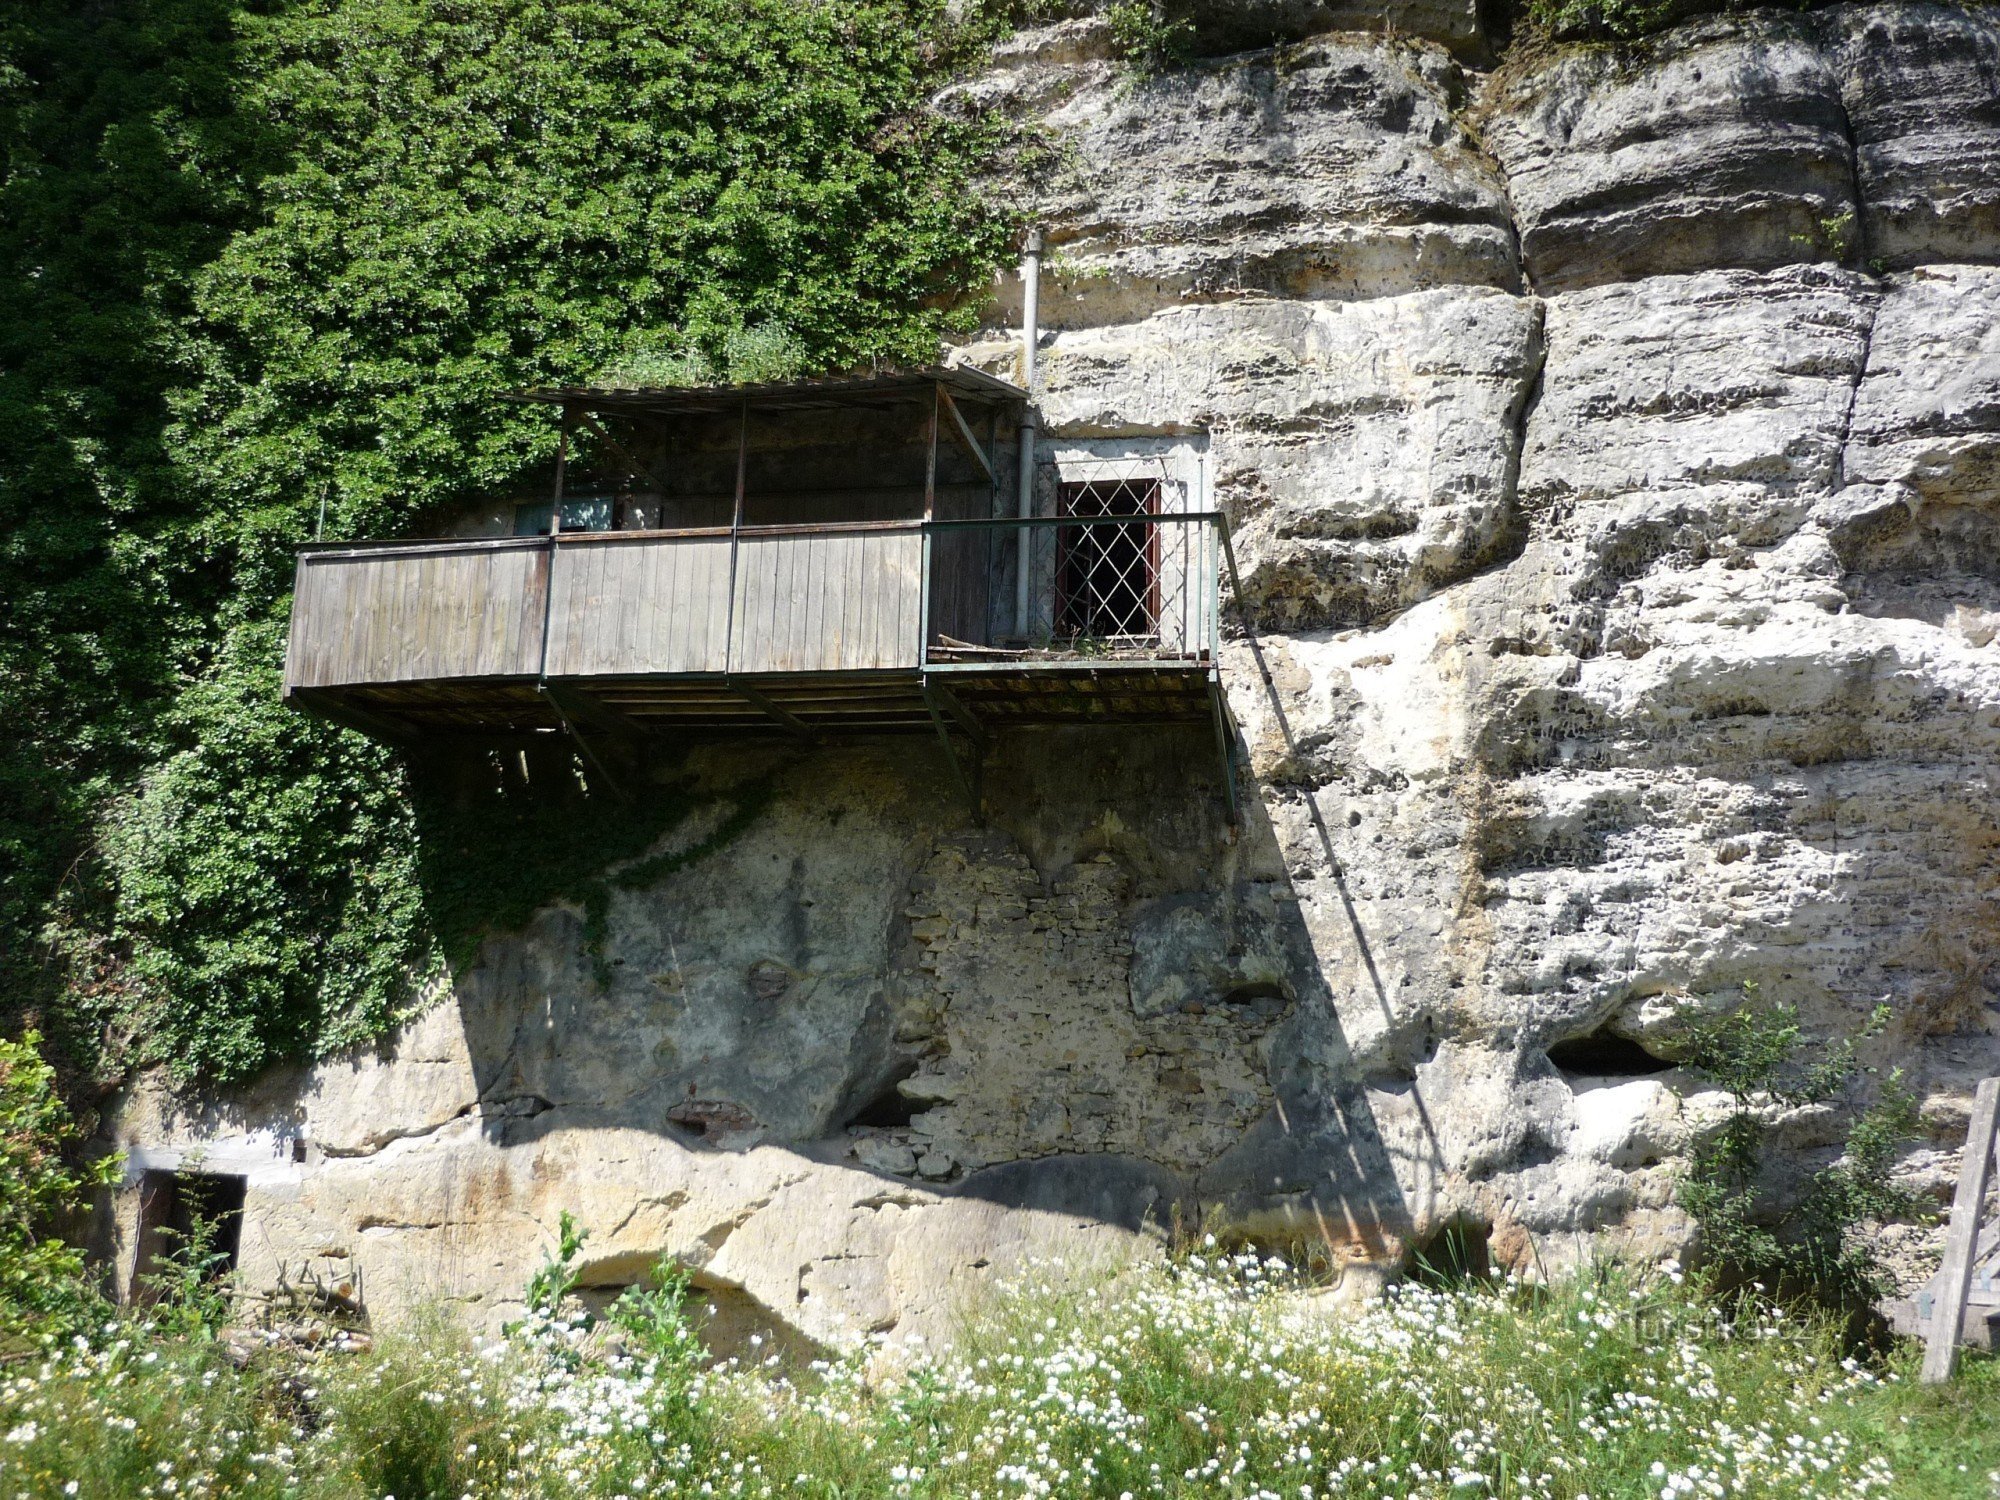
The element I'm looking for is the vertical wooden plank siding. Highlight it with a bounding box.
[283,556,310,687]
[543,534,734,677]
[729,530,921,672]
[284,541,549,689]
[287,521,1047,693]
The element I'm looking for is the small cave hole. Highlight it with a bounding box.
[1546,1028,1674,1078]
[1219,980,1285,1005]
[1406,1219,1491,1289]
[665,1097,760,1141]
[1214,980,1291,1022]
[846,1062,932,1130]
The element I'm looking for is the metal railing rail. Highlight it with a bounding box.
[919,511,1226,671]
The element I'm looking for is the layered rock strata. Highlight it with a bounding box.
[104,1,2000,1346]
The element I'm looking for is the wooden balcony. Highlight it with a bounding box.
[282,514,1226,743]
[281,370,1242,816]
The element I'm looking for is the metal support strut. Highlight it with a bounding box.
[1209,673,1241,828]
[923,676,986,824]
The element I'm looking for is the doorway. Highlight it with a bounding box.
[131,1169,246,1301]
[1056,478,1160,641]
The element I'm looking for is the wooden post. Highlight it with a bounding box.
[723,399,748,674]
[550,407,572,535]
[923,381,940,522]
[1924,1076,2000,1383]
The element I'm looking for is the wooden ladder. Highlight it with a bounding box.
[1914,1076,2000,1383]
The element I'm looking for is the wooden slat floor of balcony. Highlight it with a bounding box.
[929,663,1215,726]
[290,661,1219,744]
[583,671,934,737]
[288,678,558,738]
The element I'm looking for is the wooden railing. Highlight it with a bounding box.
[285,536,552,690]
[286,523,929,693]
[283,513,1223,699]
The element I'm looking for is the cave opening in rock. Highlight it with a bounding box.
[1218,980,1285,1005]
[846,1063,933,1129]
[1212,979,1291,1022]
[1406,1218,1491,1289]
[1546,1027,1674,1078]
[132,1169,246,1301]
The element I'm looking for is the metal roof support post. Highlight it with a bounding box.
[1016,227,1041,640]
[712,397,810,740]
[551,406,571,533]
[1199,451,1216,658]
[986,405,1002,646]
[919,524,933,671]
[535,409,570,685]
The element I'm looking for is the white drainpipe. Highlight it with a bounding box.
[1015,227,1042,638]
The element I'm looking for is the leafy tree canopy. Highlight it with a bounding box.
[2,0,1009,1086]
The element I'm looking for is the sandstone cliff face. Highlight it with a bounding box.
[104,2,2000,1348]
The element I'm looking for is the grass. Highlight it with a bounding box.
[1836,1351,2000,1499]
[2,1253,1997,1499]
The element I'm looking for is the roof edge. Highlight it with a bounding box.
[505,364,1026,414]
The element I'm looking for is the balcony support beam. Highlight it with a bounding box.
[938,387,994,484]
[538,680,644,741]
[727,679,816,743]
[924,684,984,824]
[1209,672,1241,829]
[923,383,940,521]
[536,682,634,799]
[284,689,419,748]
[921,676,987,758]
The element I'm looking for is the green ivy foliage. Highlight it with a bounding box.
[0,0,270,1063]
[0,1030,117,1355]
[4,0,1011,1086]
[1105,2,1197,72]
[1521,0,1832,43]
[102,620,433,1080]
[1673,990,1922,1303]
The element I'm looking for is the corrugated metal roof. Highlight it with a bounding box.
[505,364,1025,415]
